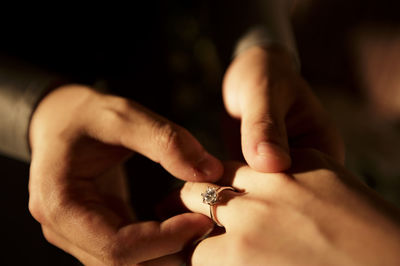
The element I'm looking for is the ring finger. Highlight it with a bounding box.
[180,181,246,230]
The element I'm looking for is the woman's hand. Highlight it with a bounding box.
[223,46,344,172]
[28,85,223,265]
[181,149,400,266]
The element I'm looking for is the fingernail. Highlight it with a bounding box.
[196,152,219,177]
[257,142,288,159]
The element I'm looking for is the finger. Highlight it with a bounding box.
[86,95,223,182]
[44,225,187,266]
[180,181,245,230]
[53,199,213,265]
[220,161,292,197]
[239,82,292,172]
[108,213,214,264]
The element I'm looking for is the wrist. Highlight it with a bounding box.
[29,84,96,153]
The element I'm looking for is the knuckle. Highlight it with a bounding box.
[101,96,135,128]
[108,95,132,113]
[234,233,255,250]
[227,233,258,264]
[152,121,182,155]
[251,117,274,129]
[104,97,132,124]
[114,97,135,119]
[246,114,272,130]
[254,119,276,134]
[247,117,285,141]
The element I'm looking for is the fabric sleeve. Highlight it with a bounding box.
[233,0,300,69]
[0,55,68,162]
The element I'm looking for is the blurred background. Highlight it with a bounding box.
[1,0,400,264]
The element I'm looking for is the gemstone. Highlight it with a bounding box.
[202,187,218,205]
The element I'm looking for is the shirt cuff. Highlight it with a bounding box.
[233,26,300,71]
[0,58,68,162]
[232,0,299,70]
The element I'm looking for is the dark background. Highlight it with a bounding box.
[2,1,400,264]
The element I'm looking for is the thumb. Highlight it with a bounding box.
[86,96,223,182]
[121,213,214,264]
[240,89,291,172]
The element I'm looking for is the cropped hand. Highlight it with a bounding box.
[223,46,344,172]
[181,149,400,266]
[28,85,223,265]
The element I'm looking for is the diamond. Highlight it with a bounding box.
[202,187,218,205]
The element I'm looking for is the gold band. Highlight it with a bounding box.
[202,186,235,227]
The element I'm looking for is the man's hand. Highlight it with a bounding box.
[28,85,223,265]
[181,150,400,266]
[223,46,344,172]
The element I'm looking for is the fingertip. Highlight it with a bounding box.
[147,123,223,183]
[246,142,291,172]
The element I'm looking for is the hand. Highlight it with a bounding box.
[28,85,223,265]
[181,149,400,266]
[223,46,344,172]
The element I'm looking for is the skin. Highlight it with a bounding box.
[28,85,223,265]
[27,45,346,264]
[223,45,345,172]
[181,149,400,266]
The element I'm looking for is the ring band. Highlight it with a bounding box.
[201,186,235,227]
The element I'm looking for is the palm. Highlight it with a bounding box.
[52,136,135,224]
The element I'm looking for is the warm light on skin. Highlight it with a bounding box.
[180,153,400,266]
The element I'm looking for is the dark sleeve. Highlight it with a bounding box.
[0,55,68,162]
[233,0,299,69]
[209,0,297,66]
